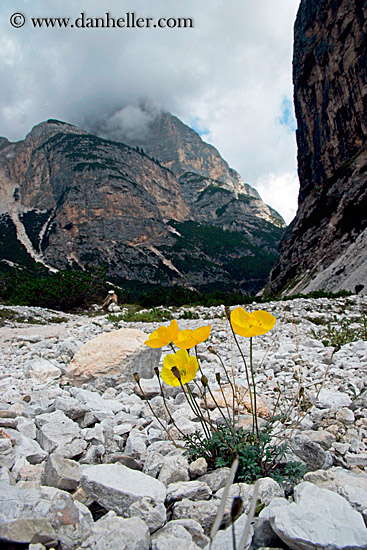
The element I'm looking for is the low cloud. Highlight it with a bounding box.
[0,0,300,221]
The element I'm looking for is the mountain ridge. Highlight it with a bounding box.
[0,113,285,294]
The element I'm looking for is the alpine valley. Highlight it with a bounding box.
[0,112,285,294]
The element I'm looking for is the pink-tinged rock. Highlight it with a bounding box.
[63,328,161,386]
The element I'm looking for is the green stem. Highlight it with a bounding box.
[183,382,211,440]
[250,337,259,438]
[194,347,231,430]
[229,320,255,429]
[137,380,184,449]
[214,349,237,438]
[155,370,186,438]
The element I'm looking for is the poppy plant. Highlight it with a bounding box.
[230,308,276,338]
[161,349,199,387]
[144,319,179,348]
[173,325,211,349]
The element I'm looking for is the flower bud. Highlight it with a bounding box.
[133,372,140,383]
[215,372,221,384]
[171,366,181,381]
[231,496,243,522]
[225,306,231,320]
[154,366,160,377]
[208,345,217,355]
[201,375,208,387]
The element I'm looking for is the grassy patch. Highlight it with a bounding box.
[108,307,172,324]
[311,315,367,350]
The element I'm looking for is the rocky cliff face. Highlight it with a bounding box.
[0,116,285,293]
[267,0,367,296]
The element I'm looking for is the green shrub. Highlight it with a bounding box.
[311,314,367,350]
[184,426,306,484]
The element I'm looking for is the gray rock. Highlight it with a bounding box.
[168,519,210,548]
[78,512,150,550]
[251,517,287,550]
[143,451,165,478]
[335,408,355,425]
[158,453,190,486]
[42,486,92,550]
[304,467,367,516]
[128,496,166,533]
[0,465,15,485]
[53,395,90,420]
[69,387,124,414]
[269,481,367,550]
[12,456,45,484]
[172,498,220,535]
[206,508,254,550]
[198,467,231,492]
[13,433,48,464]
[151,523,200,550]
[36,410,87,458]
[16,417,37,439]
[189,458,208,478]
[43,453,80,491]
[0,436,15,469]
[290,434,333,471]
[345,453,367,467]
[303,429,336,450]
[166,480,212,503]
[0,485,54,544]
[124,430,147,459]
[25,358,61,384]
[81,463,166,516]
[315,389,352,410]
[0,518,57,546]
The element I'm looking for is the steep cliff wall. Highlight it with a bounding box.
[267,0,367,295]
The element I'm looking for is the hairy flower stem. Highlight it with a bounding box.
[194,347,231,430]
[154,369,186,439]
[135,378,184,449]
[216,375,235,445]
[229,320,256,433]
[179,380,211,440]
[211,348,237,435]
[250,337,259,438]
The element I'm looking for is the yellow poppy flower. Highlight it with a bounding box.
[173,325,211,349]
[230,308,276,337]
[144,319,179,348]
[161,349,199,386]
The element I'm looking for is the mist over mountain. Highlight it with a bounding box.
[0,112,285,294]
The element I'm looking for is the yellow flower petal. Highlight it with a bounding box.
[145,319,179,348]
[161,349,199,386]
[174,325,211,349]
[230,308,276,337]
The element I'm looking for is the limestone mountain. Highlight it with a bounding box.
[267,0,367,296]
[0,116,285,294]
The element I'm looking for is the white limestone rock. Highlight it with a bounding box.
[269,481,367,550]
[81,463,166,516]
[78,512,150,550]
[36,410,87,458]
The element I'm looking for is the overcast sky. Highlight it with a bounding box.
[0,0,301,223]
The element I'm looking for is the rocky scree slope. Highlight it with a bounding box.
[0,295,367,549]
[0,116,285,294]
[267,0,367,296]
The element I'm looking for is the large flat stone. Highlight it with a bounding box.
[269,481,367,550]
[81,463,166,516]
[64,328,161,386]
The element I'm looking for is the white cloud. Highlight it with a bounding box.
[0,0,301,222]
[256,172,300,225]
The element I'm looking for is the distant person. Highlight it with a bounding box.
[101,290,118,311]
